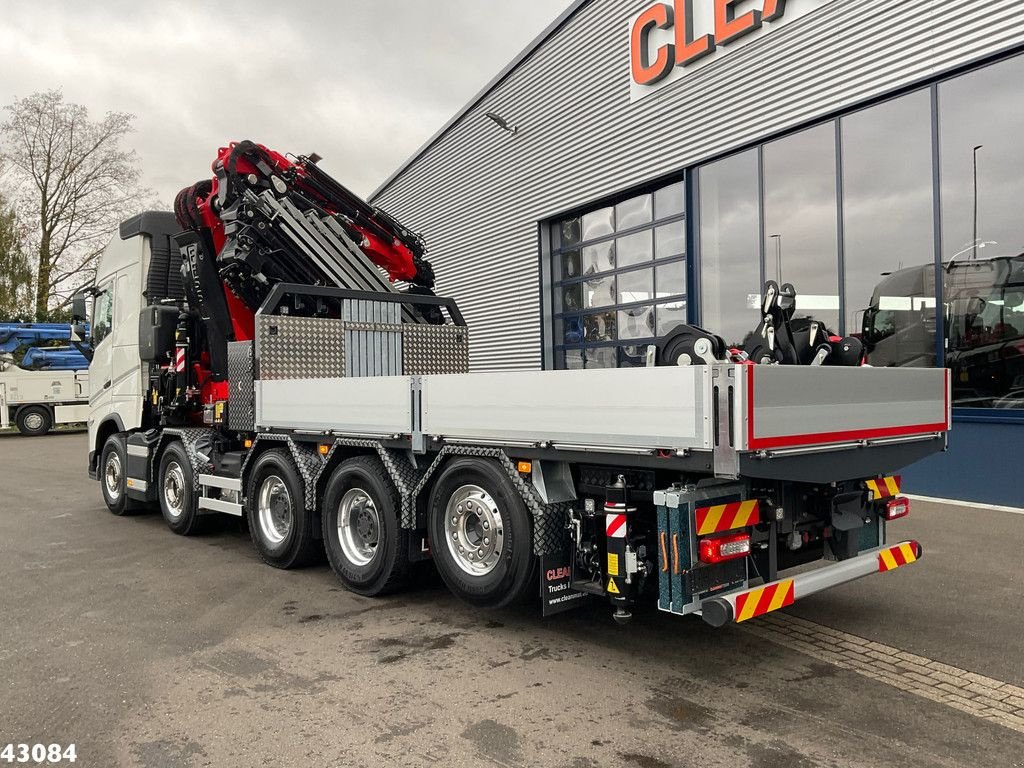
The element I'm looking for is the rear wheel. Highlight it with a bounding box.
[16,406,52,437]
[246,449,320,568]
[159,441,203,535]
[428,457,536,608]
[322,455,408,595]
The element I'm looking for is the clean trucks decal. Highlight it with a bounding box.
[629,0,835,101]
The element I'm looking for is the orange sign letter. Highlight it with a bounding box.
[631,3,676,85]
[675,0,715,67]
[715,0,763,45]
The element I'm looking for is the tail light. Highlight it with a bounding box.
[699,532,751,564]
[884,496,910,521]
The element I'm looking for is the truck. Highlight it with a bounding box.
[861,251,1024,407]
[0,323,90,436]
[77,141,949,627]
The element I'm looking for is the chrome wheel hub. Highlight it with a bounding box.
[444,484,504,576]
[23,412,44,431]
[163,460,186,520]
[338,487,380,566]
[258,475,293,546]
[104,452,122,500]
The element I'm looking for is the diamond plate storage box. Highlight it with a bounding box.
[227,341,255,431]
[258,316,345,380]
[403,324,468,375]
[256,302,468,381]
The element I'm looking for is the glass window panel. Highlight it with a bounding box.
[699,149,761,347]
[842,90,936,368]
[655,221,686,259]
[617,267,654,304]
[583,274,616,308]
[656,260,686,297]
[655,181,685,220]
[940,55,1024,266]
[558,249,582,281]
[582,207,614,240]
[92,280,115,345]
[582,242,615,275]
[656,300,687,336]
[939,55,1024,408]
[763,122,840,330]
[557,283,583,313]
[944,256,1024,408]
[584,311,616,342]
[618,345,651,367]
[616,194,653,231]
[617,305,656,340]
[556,316,584,345]
[563,349,585,369]
[616,231,653,269]
[583,347,617,369]
[560,218,581,247]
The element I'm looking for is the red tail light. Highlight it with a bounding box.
[884,496,910,521]
[699,532,751,564]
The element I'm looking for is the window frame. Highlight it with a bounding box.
[547,178,689,369]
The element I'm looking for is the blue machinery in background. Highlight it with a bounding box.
[0,323,90,370]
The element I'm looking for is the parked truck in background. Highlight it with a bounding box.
[0,323,90,436]
[861,252,1024,408]
[76,141,948,627]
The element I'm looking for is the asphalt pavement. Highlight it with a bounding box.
[1,432,1022,768]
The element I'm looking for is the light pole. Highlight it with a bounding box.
[769,234,782,282]
[972,144,983,260]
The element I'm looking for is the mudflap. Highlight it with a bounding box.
[540,548,591,616]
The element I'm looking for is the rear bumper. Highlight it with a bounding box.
[700,540,922,627]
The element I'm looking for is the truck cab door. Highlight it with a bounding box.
[88,279,116,426]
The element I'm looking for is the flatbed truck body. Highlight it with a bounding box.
[79,142,949,627]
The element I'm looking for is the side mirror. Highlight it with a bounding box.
[72,291,89,323]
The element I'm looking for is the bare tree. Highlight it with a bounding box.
[0,191,32,319]
[0,90,150,319]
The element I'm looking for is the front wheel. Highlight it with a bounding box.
[99,433,140,516]
[428,457,536,609]
[322,455,408,596]
[246,449,320,569]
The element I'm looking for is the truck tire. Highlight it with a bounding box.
[428,457,536,609]
[158,441,204,535]
[16,406,52,437]
[100,433,142,516]
[322,455,408,596]
[246,449,320,569]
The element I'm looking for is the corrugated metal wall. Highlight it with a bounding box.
[372,0,1024,372]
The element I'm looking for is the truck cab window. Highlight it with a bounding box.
[92,281,114,345]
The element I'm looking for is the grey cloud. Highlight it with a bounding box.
[0,0,573,204]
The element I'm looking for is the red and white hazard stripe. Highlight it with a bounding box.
[174,347,186,373]
[605,513,627,538]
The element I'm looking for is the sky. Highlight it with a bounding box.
[0,0,574,204]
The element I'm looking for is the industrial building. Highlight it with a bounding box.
[370,0,1024,505]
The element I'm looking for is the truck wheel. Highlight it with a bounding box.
[100,433,140,516]
[428,457,536,609]
[246,449,320,569]
[158,441,203,535]
[16,406,52,437]
[322,455,408,596]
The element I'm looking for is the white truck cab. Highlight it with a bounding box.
[80,212,180,478]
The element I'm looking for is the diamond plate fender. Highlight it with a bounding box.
[318,440,424,528]
[155,427,218,493]
[411,445,569,556]
[240,434,322,511]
